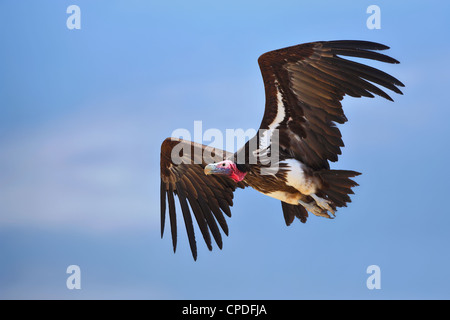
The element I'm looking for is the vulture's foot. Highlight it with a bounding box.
[298,199,332,219]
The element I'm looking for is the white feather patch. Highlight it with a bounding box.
[259,81,285,150]
[269,84,286,130]
[263,190,301,205]
[279,159,316,195]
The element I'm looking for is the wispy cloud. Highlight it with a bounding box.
[0,105,160,233]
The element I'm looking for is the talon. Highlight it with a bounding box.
[298,199,331,218]
[311,194,335,215]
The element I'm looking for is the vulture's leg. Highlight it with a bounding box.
[298,199,331,218]
[311,194,335,215]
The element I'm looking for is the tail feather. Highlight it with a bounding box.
[281,201,308,225]
[318,169,361,210]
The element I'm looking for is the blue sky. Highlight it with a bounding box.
[1,0,450,299]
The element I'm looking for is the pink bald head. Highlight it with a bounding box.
[204,160,247,182]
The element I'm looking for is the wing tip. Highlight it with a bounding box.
[325,40,390,51]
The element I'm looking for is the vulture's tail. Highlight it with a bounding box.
[317,169,361,211]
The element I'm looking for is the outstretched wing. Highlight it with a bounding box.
[258,40,404,170]
[160,137,246,260]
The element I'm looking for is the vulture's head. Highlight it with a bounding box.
[204,160,247,182]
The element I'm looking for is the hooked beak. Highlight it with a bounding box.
[204,163,230,175]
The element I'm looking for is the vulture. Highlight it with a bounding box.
[160,40,404,260]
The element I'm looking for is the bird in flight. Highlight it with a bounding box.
[160,40,404,260]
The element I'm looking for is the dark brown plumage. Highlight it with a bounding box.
[160,40,404,260]
[257,40,403,170]
[160,138,246,259]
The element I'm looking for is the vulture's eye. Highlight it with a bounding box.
[222,163,226,167]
